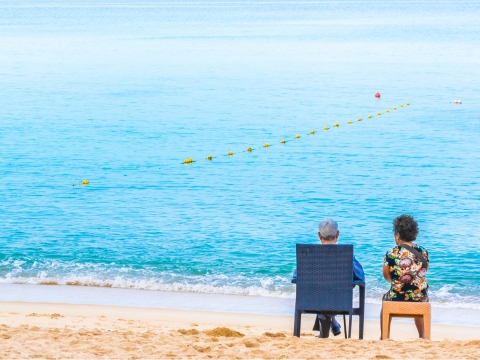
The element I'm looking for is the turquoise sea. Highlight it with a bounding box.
[1,0,479,309]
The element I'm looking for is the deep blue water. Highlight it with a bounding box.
[0,0,479,308]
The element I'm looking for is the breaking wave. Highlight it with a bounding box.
[2,257,480,309]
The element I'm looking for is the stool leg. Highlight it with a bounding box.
[388,316,392,339]
[424,313,431,340]
[381,308,390,340]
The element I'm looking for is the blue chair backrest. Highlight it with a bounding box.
[295,244,354,313]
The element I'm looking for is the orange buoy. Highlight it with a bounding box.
[375,92,381,98]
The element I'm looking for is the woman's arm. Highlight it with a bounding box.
[383,265,391,283]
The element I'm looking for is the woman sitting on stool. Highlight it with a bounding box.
[381,214,429,338]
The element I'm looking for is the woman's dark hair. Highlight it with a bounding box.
[393,214,418,242]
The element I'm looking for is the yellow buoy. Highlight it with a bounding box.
[377,112,381,116]
[296,134,301,139]
[281,139,286,144]
[206,155,212,160]
[348,120,352,125]
[310,130,315,135]
[386,110,389,113]
[264,143,269,148]
[324,126,329,131]
[183,158,193,164]
[358,117,362,121]
[400,104,403,107]
[82,180,89,185]
[393,107,397,111]
[368,115,372,118]
[247,147,252,152]
[334,122,339,127]
[228,151,233,156]
[406,102,410,106]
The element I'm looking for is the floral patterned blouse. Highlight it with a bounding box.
[384,244,429,301]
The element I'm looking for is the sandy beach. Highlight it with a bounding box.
[1,301,480,359]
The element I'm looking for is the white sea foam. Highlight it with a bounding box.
[0,275,296,298]
[1,273,480,310]
[2,257,480,309]
[361,284,480,310]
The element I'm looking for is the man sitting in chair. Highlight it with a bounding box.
[292,218,365,338]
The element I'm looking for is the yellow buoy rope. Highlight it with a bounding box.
[182,103,410,164]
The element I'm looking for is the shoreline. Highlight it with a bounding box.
[2,301,480,358]
[2,283,480,328]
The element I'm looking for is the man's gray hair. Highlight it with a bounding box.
[318,218,338,240]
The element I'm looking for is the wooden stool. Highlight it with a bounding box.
[381,301,431,340]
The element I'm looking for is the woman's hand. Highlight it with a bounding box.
[383,265,391,283]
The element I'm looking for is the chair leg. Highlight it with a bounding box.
[348,312,353,339]
[359,312,364,340]
[312,315,320,331]
[293,310,302,337]
[343,314,347,339]
[359,286,365,340]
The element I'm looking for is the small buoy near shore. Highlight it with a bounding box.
[324,126,329,131]
[310,130,315,135]
[247,147,252,152]
[358,117,363,121]
[386,110,390,113]
[400,104,403,107]
[183,158,193,164]
[207,155,213,160]
[377,112,381,116]
[296,134,301,139]
[375,92,381,98]
[393,107,397,110]
[368,115,372,118]
[264,143,269,148]
[348,120,352,124]
[453,100,462,104]
[281,139,286,144]
[228,151,233,156]
[334,123,339,127]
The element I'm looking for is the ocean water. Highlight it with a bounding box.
[1,0,480,310]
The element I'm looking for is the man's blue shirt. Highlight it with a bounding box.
[352,256,365,282]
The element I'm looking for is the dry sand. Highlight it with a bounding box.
[1,301,480,359]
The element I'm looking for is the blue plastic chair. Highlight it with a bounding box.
[293,244,365,339]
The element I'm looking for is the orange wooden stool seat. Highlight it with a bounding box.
[381,301,431,340]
